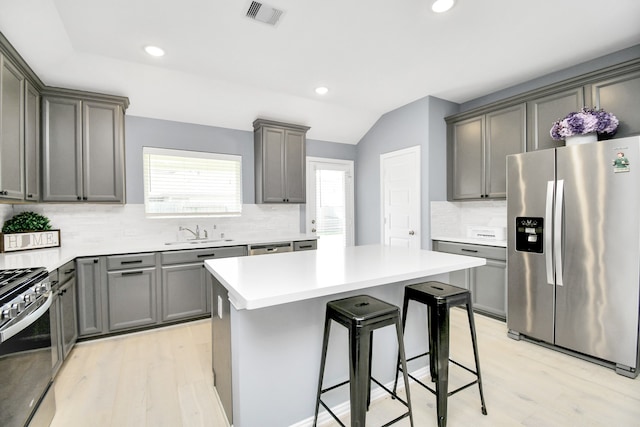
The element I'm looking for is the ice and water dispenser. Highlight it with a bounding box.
[515,217,544,253]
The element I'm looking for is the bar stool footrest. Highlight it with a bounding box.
[318,377,412,426]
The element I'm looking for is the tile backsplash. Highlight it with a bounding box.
[3,203,301,247]
[431,200,507,240]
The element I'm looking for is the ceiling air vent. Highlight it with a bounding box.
[246,1,284,26]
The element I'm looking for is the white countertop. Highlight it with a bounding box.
[432,236,507,248]
[205,244,486,310]
[0,233,317,271]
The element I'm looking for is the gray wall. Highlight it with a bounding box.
[461,44,640,112]
[354,96,457,247]
[124,116,355,205]
[353,44,640,247]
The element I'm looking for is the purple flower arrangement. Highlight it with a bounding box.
[550,107,619,141]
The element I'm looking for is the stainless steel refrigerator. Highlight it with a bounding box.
[507,136,640,378]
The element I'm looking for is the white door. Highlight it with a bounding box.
[306,158,354,248]
[380,146,421,248]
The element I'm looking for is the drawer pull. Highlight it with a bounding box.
[461,249,479,253]
[121,271,144,276]
[197,253,217,258]
[63,269,75,274]
[298,245,313,249]
[121,260,143,265]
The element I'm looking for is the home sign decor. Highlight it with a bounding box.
[1,230,61,252]
[1,211,60,252]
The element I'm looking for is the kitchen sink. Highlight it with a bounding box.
[164,239,234,245]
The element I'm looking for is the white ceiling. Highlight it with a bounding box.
[1,0,639,144]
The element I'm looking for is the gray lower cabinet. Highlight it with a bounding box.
[58,261,78,359]
[0,53,25,201]
[161,263,208,322]
[42,93,126,202]
[527,87,585,151]
[107,268,157,331]
[433,240,507,320]
[51,260,78,377]
[161,246,246,322]
[106,253,158,331]
[448,103,526,200]
[293,239,317,251]
[76,256,106,337]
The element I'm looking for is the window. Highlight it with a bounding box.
[143,147,242,217]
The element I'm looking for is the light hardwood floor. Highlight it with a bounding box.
[50,311,640,427]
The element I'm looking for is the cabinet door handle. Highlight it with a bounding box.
[121,271,144,276]
[461,248,479,253]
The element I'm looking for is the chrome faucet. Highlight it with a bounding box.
[179,225,207,240]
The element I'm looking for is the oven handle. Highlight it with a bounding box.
[0,291,53,344]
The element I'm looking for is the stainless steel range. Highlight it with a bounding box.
[0,267,56,427]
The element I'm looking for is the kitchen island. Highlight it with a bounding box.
[204,244,485,426]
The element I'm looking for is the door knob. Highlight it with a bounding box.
[409,230,415,236]
[312,228,316,233]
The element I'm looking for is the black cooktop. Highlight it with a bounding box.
[0,268,48,304]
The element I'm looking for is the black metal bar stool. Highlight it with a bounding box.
[393,281,487,427]
[313,294,414,427]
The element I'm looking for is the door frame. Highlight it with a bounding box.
[305,157,355,246]
[380,146,421,248]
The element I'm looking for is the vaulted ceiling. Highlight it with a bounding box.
[1,0,639,144]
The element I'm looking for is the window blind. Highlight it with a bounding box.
[143,147,242,217]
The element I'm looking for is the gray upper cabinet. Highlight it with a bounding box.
[485,104,526,198]
[527,87,584,151]
[42,94,125,203]
[24,80,40,201]
[0,54,25,200]
[450,116,484,200]
[254,119,309,203]
[449,103,526,200]
[589,70,640,138]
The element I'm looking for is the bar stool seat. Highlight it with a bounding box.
[394,281,487,427]
[313,294,414,427]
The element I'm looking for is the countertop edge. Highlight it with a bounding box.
[0,233,318,271]
[205,247,486,311]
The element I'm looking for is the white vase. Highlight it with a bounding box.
[565,133,597,146]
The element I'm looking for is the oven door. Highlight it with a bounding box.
[0,292,55,427]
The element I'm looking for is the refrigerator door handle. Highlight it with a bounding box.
[545,181,555,285]
[554,179,565,287]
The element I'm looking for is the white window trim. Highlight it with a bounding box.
[143,146,242,218]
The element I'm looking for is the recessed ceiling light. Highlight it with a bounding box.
[432,0,455,13]
[144,45,165,57]
[315,86,329,95]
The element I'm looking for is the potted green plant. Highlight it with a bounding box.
[1,211,60,252]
